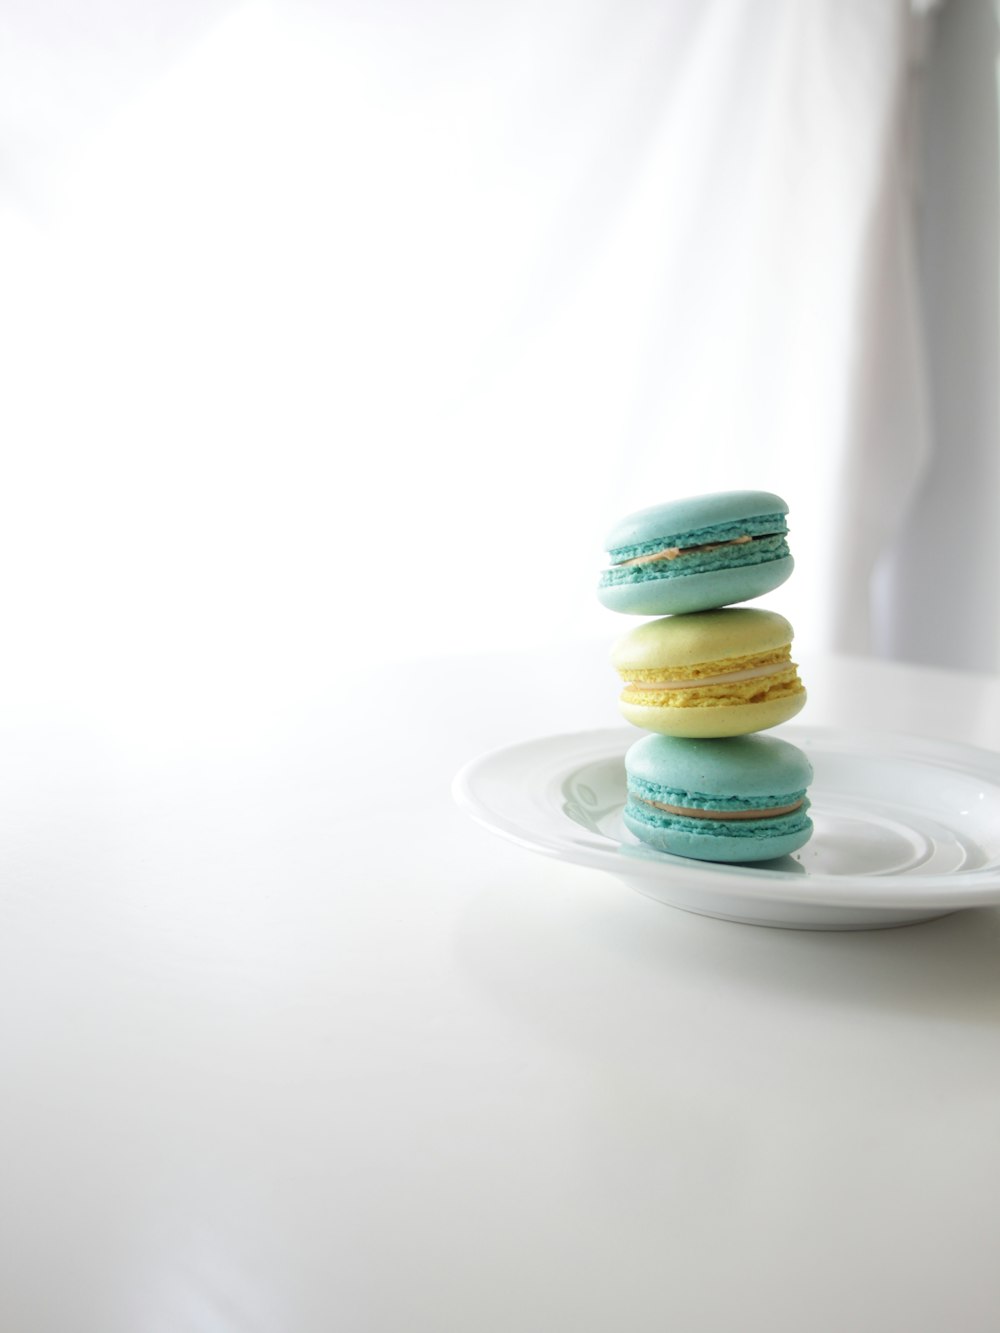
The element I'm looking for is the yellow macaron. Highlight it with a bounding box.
[611,607,806,737]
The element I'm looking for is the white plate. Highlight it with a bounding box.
[452,725,1000,930]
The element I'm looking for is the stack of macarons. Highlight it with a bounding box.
[597,490,813,863]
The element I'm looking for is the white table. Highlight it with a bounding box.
[2,645,1000,1332]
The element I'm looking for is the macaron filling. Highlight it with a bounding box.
[622,660,790,693]
[602,514,788,588]
[643,797,805,820]
[618,648,804,711]
[625,779,811,839]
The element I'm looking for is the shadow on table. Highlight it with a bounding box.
[452,859,1000,1035]
[589,901,1000,1028]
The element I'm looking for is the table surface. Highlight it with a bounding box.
[3,643,1000,1333]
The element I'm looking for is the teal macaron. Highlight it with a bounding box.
[622,732,813,863]
[598,490,793,616]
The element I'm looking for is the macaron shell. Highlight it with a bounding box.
[598,556,793,616]
[619,689,806,737]
[625,731,814,797]
[604,490,789,553]
[612,607,795,674]
[622,807,813,863]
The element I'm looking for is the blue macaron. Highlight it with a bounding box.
[622,732,813,863]
[598,490,793,616]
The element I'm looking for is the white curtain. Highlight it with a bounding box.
[2,0,996,735]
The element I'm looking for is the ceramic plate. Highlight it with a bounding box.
[452,725,1000,930]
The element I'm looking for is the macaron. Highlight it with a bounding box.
[598,490,793,615]
[612,607,806,737]
[623,732,814,863]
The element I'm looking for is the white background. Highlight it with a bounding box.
[2,0,998,762]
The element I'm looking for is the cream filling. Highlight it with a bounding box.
[641,797,804,821]
[623,661,790,693]
[615,533,757,568]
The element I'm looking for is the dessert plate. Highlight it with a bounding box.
[452,725,1000,930]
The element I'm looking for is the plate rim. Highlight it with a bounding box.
[452,723,1000,910]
